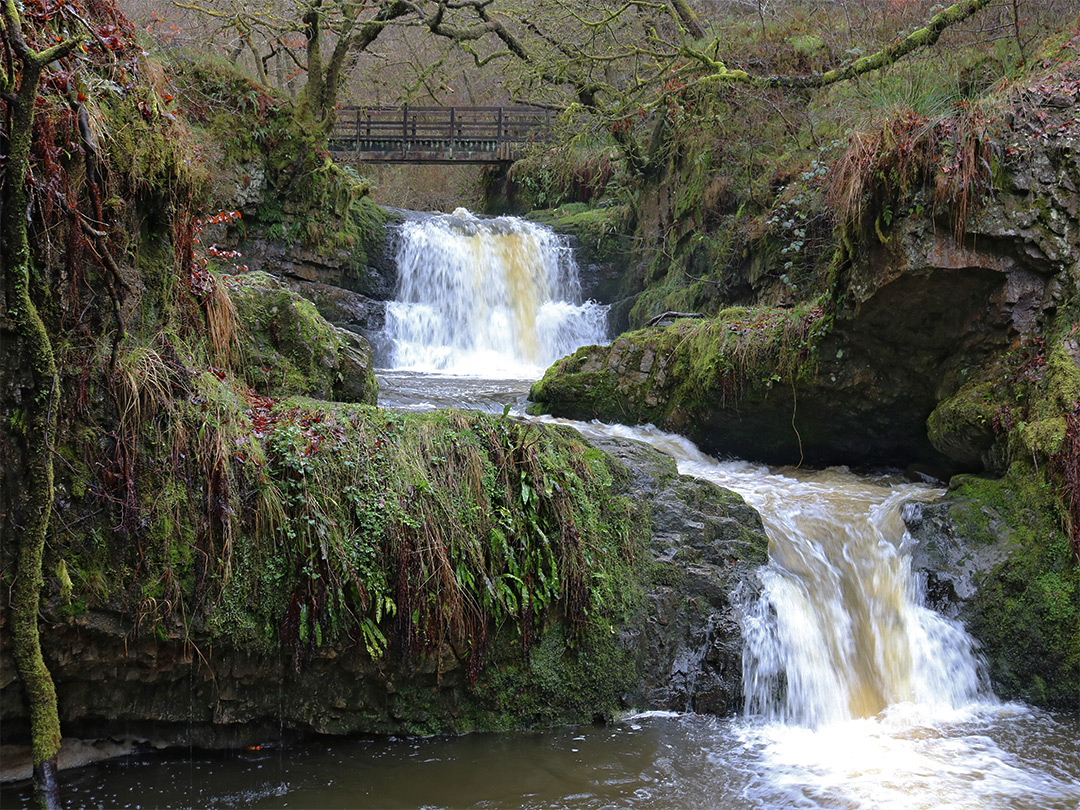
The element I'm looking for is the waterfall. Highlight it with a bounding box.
[557,421,990,728]
[734,469,987,727]
[382,208,608,376]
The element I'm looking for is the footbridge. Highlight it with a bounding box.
[329,106,552,164]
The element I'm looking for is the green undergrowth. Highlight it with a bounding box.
[536,15,1074,325]
[51,353,648,724]
[526,203,632,269]
[242,402,644,659]
[165,48,388,271]
[507,141,621,211]
[623,85,834,322]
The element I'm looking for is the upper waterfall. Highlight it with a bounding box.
[382,208,608,377]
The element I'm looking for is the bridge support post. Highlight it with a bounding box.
[449,107,455,159]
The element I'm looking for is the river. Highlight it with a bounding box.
[3,209,1077,809]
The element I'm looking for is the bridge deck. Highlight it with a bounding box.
[329,106,551,164]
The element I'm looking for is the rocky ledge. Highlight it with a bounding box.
[905,467,1079,708]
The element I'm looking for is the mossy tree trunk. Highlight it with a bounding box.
[687,0,994,88]
[299,0,409,128]
[0,3,82,807]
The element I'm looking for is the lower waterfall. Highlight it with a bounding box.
[566,422,986,726]
[561,420,1076,810]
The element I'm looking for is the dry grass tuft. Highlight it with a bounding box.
[114,340,173,428]
[827,99,998,241]
[204,277,242,369]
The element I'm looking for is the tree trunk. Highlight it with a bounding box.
[670,0,705,39]
[302,4,326,118]
[307,0,410,126]
[3,61,64,809]
[1,4,81,806]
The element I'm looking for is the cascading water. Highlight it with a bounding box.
[558,420,1079,810]
[735,470,984,727]
[564,423,986,728]
[382,208,608,376]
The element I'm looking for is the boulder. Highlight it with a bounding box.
[905,468,1080,708]
[281,277,387,335]
[225,271,378,404]
[591,437,768,714]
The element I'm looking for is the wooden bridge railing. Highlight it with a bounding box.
[329,105,553,164]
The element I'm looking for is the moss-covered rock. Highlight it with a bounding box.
[225,271,377,404]
[927,380,1003,470]
[531,160,1074,471]
[525,203,634,304]
[908,464,1080,708]
[233,195,395,299]
[530,301,967,467]
[590,436,768,714]
[166,52,394,301]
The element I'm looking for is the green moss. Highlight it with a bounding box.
[55,443,91,501]
[927,379,1002,468]
[1020,417,1068,457]
[527,203,631,267]
[136,230,179,328]
[226,271,376,403]
[1045,340,1080,413]
[167,395,651,719]
[947,465,1080,707]
[530,301,831,433]
[99,86,208,202]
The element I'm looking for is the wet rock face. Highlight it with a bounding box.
[0,436,768,748]
[904,499,1013,618]
[904,468,1080,709]
[281,278,387,335]
[590,437,768,715]
[236,231,398,301]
